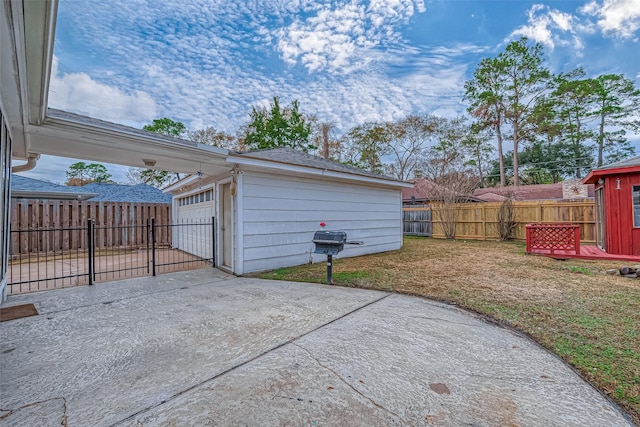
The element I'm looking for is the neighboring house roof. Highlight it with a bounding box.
[475,193,508,202]
[82,183,172,203]
[583,156,640,184]
[473,182,595,201]
[402,178,482,203]
[233,147,403,183]
[10,175,97,200]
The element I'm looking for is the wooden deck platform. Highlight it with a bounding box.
[528,245,640,262]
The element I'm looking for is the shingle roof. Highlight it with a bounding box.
[81,183,172,203]
[591,155,640,171]
[474,192,508,202]
[473,182,595,200]
[235,147,400,182]
[402,178,482,203]
[11,175,96,199]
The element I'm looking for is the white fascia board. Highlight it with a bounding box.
[163,175,217,195]
[1,1,27,156]
[39,115,224,155]
[9,0,29,127]
[227,156,413,189]
[12,191,98,200]
[163,175,202,193]
[23,0,57,125]
[195,143,228,156]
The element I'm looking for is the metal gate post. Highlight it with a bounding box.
[151,217,156,276]
[212,216,216,268]
[87,219,94,285]
[146,219,150,274]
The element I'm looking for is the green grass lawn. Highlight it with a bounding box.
[253,237,640,424]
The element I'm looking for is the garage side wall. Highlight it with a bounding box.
[240,171,402,273]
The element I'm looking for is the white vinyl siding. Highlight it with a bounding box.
[240,171,402,273]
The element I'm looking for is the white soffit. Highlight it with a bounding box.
[26,112,231,176]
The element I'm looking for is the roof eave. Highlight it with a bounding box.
[162,174,203,193]
[227,155,413,188]
[11,190,97,200]
[25,113,230,175]
[583,165,640,184]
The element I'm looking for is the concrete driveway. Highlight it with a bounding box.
[0,269,632,426]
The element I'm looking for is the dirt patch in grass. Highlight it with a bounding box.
[252,237,640,424]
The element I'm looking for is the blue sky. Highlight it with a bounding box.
[22,0,640,183]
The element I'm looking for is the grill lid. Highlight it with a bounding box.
[312,231,347,244]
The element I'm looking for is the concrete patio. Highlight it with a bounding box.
[0,269,633,426]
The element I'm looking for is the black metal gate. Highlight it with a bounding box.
[8,218,215,295]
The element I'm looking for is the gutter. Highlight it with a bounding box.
[11,153,40,173]
[11,190,97,200]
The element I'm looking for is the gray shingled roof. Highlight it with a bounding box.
[47,108,198,148]
[82,183,172,203]
[236,147,399,182]
[592,155,640,171]
[11,175,96,199]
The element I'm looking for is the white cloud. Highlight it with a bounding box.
[510,4,585,51]
[49,57,157,122]
[580,0,640,38]
[276,0,426,73]
[51,0,469,140]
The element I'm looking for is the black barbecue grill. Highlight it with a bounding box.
[312,230,362,284]
[312,231,347,255]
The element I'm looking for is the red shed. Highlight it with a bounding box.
[583,156,640,256]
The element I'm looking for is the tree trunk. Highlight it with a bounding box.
[476,150,484,187]
[321,124,330,159]
[512,120,519,187]
[575,119,582,179]
[495,122,506,187]
[597,103,605,167]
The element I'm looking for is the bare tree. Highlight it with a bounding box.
[497,193,517,240]
[423,134,480,239]
[308,119,342,160]
[188,126,239,150]
[426,171,479,239]
[125,168,145,185]
[340,122,390,174]
[385,115,440,181]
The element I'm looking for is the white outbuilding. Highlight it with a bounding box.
[164,148,410,275]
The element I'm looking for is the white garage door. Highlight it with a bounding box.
[175,189,214,259]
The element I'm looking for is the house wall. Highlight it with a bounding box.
[604,172,640,255]
[1,109,12,301]
[239,171,403,274]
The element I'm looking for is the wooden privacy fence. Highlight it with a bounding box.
[404,199,595,244]
[9,199,172,255]
[403,208,432,236]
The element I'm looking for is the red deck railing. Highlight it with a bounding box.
[525,224,581,255]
